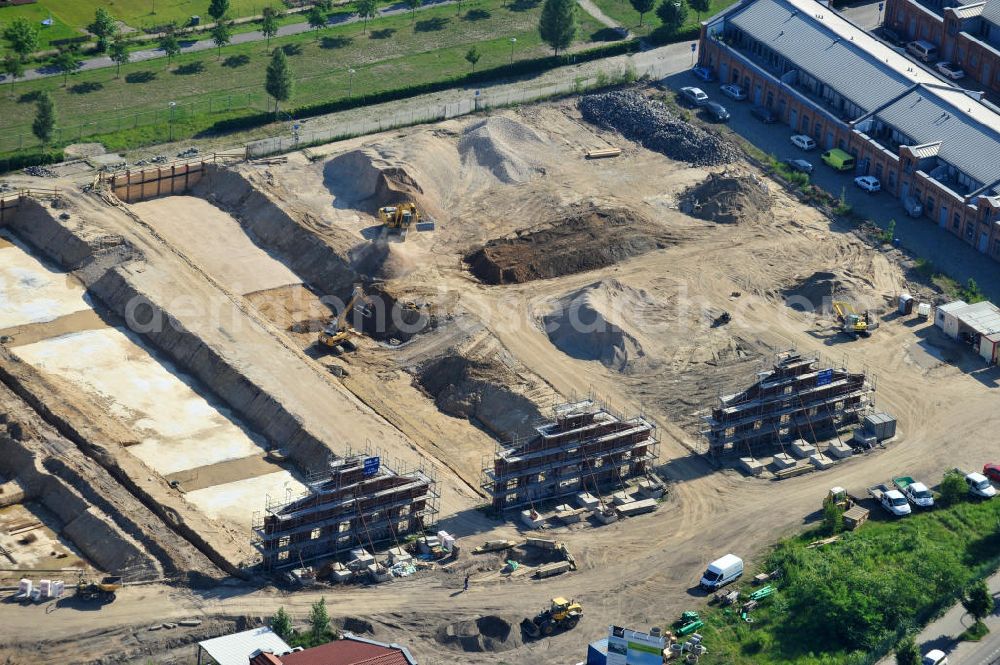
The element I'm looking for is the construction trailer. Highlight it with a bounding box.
[252,454,438,570]
[701,351,874,457]
[481,399,659,513]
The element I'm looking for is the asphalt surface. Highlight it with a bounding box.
[663,67,1000,303]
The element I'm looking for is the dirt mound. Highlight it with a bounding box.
[349,239,420,281]
[679,172,772,224]
[543,280,655,373]
[782,271,858,312]
[323,149,423,207]
[437,614,522,653]
[466,204,678,284]
[458,116,548,183]
[415,354,544,438]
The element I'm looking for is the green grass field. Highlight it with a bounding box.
[591,0,735,37]
[697,494,1000,664]
[0,0,607,151]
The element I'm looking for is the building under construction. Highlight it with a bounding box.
[252,454,438,570]
[701,351,874,456]
[481,399,659,512]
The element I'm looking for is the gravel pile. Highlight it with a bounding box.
[23,165,57,178]
[458,116,547,184]
[578,89,741,166]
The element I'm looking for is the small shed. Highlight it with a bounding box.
[935,300,969,339]
[980,332,1000,364]
[955,300,1000,341]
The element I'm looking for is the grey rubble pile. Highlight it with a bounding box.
[578,89,741,166]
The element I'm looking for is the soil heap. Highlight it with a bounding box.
[458,116,548,183]
[679,171,772,224]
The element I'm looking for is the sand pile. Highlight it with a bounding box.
[543,280,655,373]
[415,354,544,438]
[782,271,863,313]
[679,172,772,224]
[437,615,522,653]
[323,150,423,207]
[458,116,548,183]
[466,204,679,284]
[349,239,420,281]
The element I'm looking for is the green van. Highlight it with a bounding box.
[821,148,855,171]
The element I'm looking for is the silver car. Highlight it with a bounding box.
[680,86,709,107]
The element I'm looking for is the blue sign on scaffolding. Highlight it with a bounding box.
[816,369,833,386]
[363,456,380,477]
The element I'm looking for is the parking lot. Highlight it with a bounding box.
[664,68,1000,302]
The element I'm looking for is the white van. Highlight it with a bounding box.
[906,40,938,62]
[699,554,744,590]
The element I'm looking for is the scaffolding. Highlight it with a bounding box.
[252,453,439,571]
[701,351,874,457]
[481,399,659,512]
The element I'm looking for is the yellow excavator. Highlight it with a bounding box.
[832,301,878,337]
[318,285,372,353]
[378,202,420,239]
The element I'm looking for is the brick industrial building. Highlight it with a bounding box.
[884,0,1000,96]
[698,0,1000,260]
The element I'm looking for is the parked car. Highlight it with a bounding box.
[893,476,934,508]
[903,195,923,218]
[965,471,997,498]
[868,484,911,516]
[751,105,778,123]
[881,27,904,46]
[705,101,730,122]
[906,40,938,62]
[922,649,949,665]
[855,175,881,193]
[692,66,715,82]
[679,86,709,107]
[984,463,1000,483]
[699,554,743,590]
[790,134,817,151]
[821,148,855,171]
[935,61,966,79]
[783,158,813,174]
[719,83,747,100]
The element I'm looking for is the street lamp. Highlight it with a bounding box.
[168,101,176,141]
[509,37,517,65]
[348,68,356,98]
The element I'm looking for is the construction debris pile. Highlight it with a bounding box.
[679,172,772,224]
[578,90,741,166]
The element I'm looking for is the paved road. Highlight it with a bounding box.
[839,0,887,30]
[662,68,1000,303]
[6,0,456,84]
[577,0,631,36]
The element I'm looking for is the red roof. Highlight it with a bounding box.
[278,639,411,665]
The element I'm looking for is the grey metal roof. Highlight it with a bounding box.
[198,627,292,665]
[875,85,1000,186]
[908,141,942,158]
[982,0,1000,25]
[728,0,919,112]
[950,2,985,19]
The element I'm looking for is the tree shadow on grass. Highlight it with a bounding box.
[173,61,206,75]
[17,90,42,103]
[463,8,491,20]
[68,81,103,94]
[320,35,353,49]
[222,54,251,67]
[125,70,157,83]
[415,16,450,31]
[508,0,541,11]
[590,26,626,41]
[282,43,303,56]
[370,28,396,39]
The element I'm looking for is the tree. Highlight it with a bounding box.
[821,499,843,536]
[208,0,231,22]
[405,0,423,23]
[939,470,966,507]
[53,49,82,87]
[962,579,995,625]
[894,636,920,665]
[308,6,327,38]
[308,598,330,643]
[4,17,39,61]
[32,91,55,145]
[355,0,378,34]
[630,0,655,25]
[109,35,130,78]
[656,0,688,37]
[538,0,576,55]
[2,54,24,97]
[271,607,292,640]
[688,0,710,21]
[89,8,118,52]
[211,21,232,58]
[160,30,181,69]
[315,0,334,9]
[261,7,280,51]
[465,45,481,72]
[265,47,292,113]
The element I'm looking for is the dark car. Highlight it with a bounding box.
[751,105,778,123]
[783,158,814,174]
[984,463,1000,483]
[705,101,730,122]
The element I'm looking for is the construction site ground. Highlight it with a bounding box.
[1,89,998,665]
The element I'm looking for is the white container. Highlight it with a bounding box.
[38,579,51,597]
[18,579,32,596]
[917,302,931,318]
[51,580,65,598]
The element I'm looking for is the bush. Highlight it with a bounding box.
[895,635,919,665]
[940,471,967,507]
[0,148,64,173]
